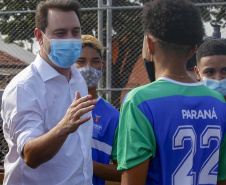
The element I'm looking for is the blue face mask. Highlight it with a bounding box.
[42,33,82,68]
[202,77,226,96]
[197,68,226,96]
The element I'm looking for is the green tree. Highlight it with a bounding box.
[0,0,39,51]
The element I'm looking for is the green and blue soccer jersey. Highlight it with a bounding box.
[117,78,226,185]
[92,97,119,185]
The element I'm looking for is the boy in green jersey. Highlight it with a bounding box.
[117,0,226,185]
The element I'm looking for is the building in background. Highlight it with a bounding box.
[0,37,36,89]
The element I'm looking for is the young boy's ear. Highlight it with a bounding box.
[194,66,201,81]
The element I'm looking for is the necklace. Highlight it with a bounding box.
[162,74,190,78]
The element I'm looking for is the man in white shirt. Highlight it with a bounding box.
[1,1,96,184]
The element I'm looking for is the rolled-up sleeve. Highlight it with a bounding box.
[3,84,45,157]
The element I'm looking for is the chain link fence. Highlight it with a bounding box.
[0,0,226,167]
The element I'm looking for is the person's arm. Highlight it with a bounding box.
[117,95,155,185]
[121,158,150,185]
[93,160,121,182]
[23,91,96,169]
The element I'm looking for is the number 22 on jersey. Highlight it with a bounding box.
[172,125,221,185]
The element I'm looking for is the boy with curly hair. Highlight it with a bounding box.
[117,0,226,184]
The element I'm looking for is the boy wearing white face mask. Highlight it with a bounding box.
[194,39,226,100]
[75,35,121,185]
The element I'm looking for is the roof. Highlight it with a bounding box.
[0,51,28,67]
[0,51,28,76]
[0,38,36,64]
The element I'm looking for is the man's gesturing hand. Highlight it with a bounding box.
[59,91,97,135]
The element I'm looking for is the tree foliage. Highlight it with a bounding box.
[0,0,39,45]
[0,0,225,44]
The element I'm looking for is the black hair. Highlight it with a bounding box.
[196,39,226,63]
[142,0,204,47]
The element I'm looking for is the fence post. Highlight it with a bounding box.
[98,0,104,97]
[106,0,112,103]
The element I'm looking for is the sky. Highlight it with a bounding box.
[204,22,226,38]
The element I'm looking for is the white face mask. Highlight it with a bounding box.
[198,68,226,96]
[78,66,103,89]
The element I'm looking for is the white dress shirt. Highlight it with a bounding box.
[1,54,93,185]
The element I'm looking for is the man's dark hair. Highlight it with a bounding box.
[142,0,204,49]
[196,39,226,63]
[35,0,81,32]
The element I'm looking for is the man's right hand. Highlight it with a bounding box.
[59,91,97,134]
[23,91,96,168]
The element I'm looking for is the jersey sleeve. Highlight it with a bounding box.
[218,132,226,181]
[111,125,118,161]
[117,98,156,171]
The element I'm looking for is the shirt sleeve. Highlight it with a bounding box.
[218,132,226,181]
[111,125,118,161]
[117,98,156,171]
[2,84,45,157]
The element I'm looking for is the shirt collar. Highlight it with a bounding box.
[33,54,80,83]
[33,54,61,82]
[96,96,101,102]
[158,77,203,86]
